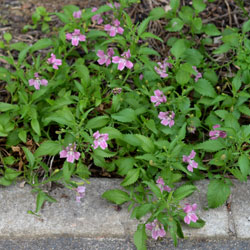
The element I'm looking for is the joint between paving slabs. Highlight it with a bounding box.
[226,194,237,237]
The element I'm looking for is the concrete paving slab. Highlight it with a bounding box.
[181,180,230,238]
[230,180,250,238]
[0,178,246,241]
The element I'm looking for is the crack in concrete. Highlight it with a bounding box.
[226,194,237,238]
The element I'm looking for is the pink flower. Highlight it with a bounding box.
[107,2,121,8]
[76,186,86,202]
[93,131,109,150]
[73,10,81,19]
[154,59,172,78]
[47,53,62,70]
[91,7,103,24]
[146,219,166,240]
[192,66,202,82]
[150,89,167,106]
[139,74,144,80]
[158,111,175,127]
[112,49,133,71]
[182,150,198,172]
[104,19,124,37]
[97,48,114,66]
[66,29,86,46]
[156,177,171,192]
[60,143,81,163]
[183,203,198,224]
[209,124,227,140]
[28,73,48,90]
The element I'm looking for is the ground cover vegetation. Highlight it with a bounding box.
[0,0,250,249]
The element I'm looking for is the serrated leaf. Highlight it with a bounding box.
[22,147,35,167]
[93,148,116,158]
[207,179,231,208]
[134,224,147,250]
[0,102,19,112]
[111,108,137,123]
[99,127,122,139]
[143,181,162,198]
[134,204,153,220]
[138,17,152,36]
[4,168,21,181]
[149,7,166,20]
[238,154,249,179]
[167,18,184,32]
[238,105,250,117]
[194,79,217,97]
[85,116,110,129]
[173,184,196,200]
[138,47,160,56]
[102,189,130,205]
[122,134,141,146]
[193,0,206,13]
[116,157,135,176]
[242,19,250,33]
[30,38,53,53]
[140,32,163,42]
[135,134,155,153]
[171,39,187,59]
[204,23,221,36]
[182,48,203,66]
[121,168,140,187]
[34,140,61,157]
[195,140,225,152]
[31,118,41,136]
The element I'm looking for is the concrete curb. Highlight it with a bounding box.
[0,178,250,243]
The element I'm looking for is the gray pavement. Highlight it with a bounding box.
[0,178,250,249]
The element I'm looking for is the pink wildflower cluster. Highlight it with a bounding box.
[146,219,166,240]
[66,29,86,46]
[156,177,171,192]
[91,7,103,24]
[209,124,227,140]
[112,49,133,71]
[182,150,198,172]
[107,2,120,8]
[150,90,167,107]
[97,48,114,66]
[112,87,122,95]
[192,66,202,82]
[60,143,81,163]
[29,73,48,90]
[76,186,86,202]
[104,19,124,37]
[158,111,175,128]
[93,131,109,150]
[154,59,172,78]
[47,53,62,70]
[73,10,81,19]
[183,203,198,224]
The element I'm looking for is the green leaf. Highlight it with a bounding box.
[189,218,206,228]
[34,140,61,157]
[173,184,196,200]
[144,119,158,134]
[176,69,190,85]
[149,7,166,20]
[93,148,116,158]
[0,177,13,186]
[207,179,231,208]
[86,30,107,39]
[31,118,41,136]
[4,168,21,181]
[140,32,163,42]
[167,18,184,32]
[224,113,240,131]
[170,39,187,59]
[170,0,180,11]
[204,24,221,36]
[194,79,217,98]
[85,116,110,129]
[135,134,155,153]
[182,48,203,66]
[75,64,90,86]
[36,190,57,213]
[138,47,160,56]
[102,189,130,205]
[195,140,225,152]
[121,168,140,187]
[99,127,122,139]
[238,154,249,179]
[0,102,19,112]
[193,0,206,13]
[63,161,72,182]
[111,108,137,123]
[213,43,231,54]
[122,134,141,146]
[134,204,153,220]
[30,38,53,53]
[242,19,250,33]
[143,181,162,198]
[134,224,147,250]
[232,72,242,93]
[238,105,250,117]
[22,147,35,167]
[116,157,135,176]
[138,17,152,36]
